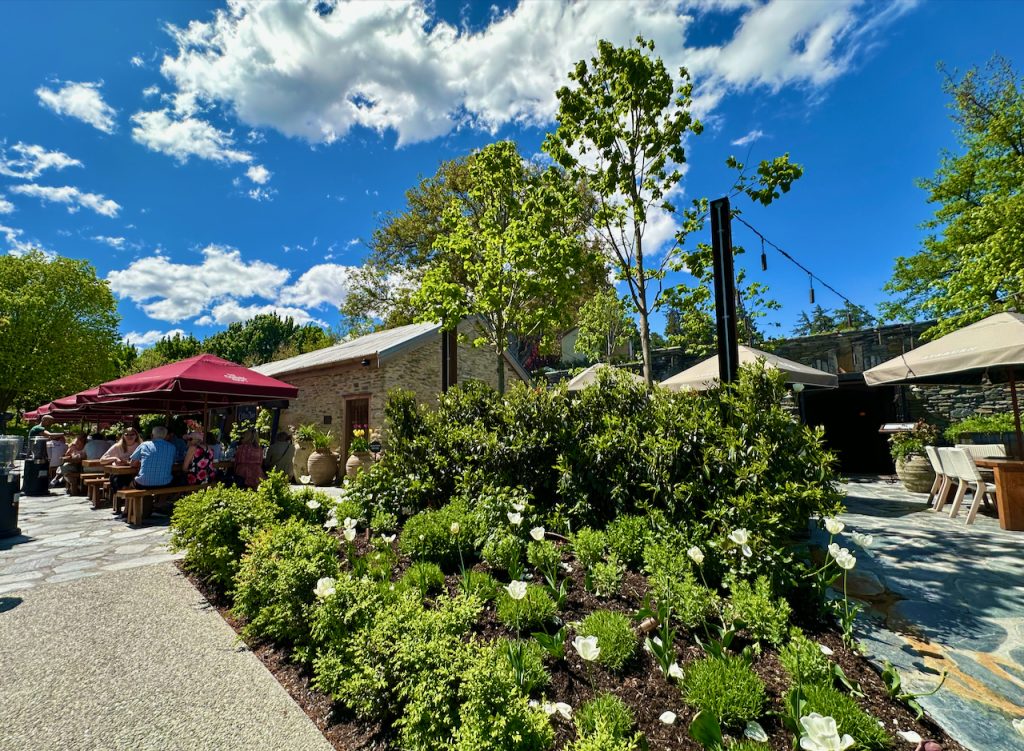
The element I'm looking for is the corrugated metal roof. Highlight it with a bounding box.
[252,321,441,377]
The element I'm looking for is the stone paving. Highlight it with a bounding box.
[0,487,179,596]
[827,477,1024,751]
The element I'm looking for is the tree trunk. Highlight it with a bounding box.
[496,348,506,395]
[637,313,653,387]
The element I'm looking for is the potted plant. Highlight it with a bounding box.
[944,412,1017,454]
[345,426,373,478]
[293,423,319,481]
[307,429,338,486]
[889,420,940,493]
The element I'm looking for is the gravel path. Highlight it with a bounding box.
[0,562,333,751]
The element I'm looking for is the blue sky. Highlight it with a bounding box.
[0,0,1021,347]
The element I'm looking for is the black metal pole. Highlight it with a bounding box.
[711,197,739,384]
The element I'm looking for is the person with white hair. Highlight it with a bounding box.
[128,426,177,489]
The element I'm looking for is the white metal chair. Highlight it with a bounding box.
[946,448,995,525]
[924,446,946,506]
[933,447,960,513]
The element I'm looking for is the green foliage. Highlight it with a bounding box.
[308,571,393,652]
[883,56,1024,339]
[496,584,557,632]
[203,313,335,367]
[578,610,636,672]
[0,251,121,413]
[575,692,634,738]
[399,502,476,570]
[527,540,561,582]
[169,485,279,591]
[725,576,791,646]
[400,562,446,598]
[798,684,893,750]
[460,569,500,601]
[574,288,638,363]
[483,532,525,576]
[945,411,1017,440]
[727,741,770,751]
[888,420,940,463]
[571,528,606,571]
[232,519,340,647]
[590,554,625,598]
[649,569,719,630]
[779,629,833,687]
[605,515,649,569]
[681,655,767,727]
[501,638,550,695]
[792,303,875,337]
[567,722,644,751]
[365,537,399,581]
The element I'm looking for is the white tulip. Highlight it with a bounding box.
[324,518,338,530]
[542,702,572,720]
[450,522,460,535]
[659,711,677,725]
[506,581,528,600]
[729,528,749,545]
[819,644,834,656]
[824,518,845,536]
[512,502,526,512]
[314,577,336,599]
[306,499,321,510]
[827,542,841,558]
[343,516,357,530]
[744,721,769,742]
[668,662,684,680]
[834,549,857,570]
[381,533,396,543]
[897,730,923,744]
[572,634,601,662]
[851,531,874,549]
[530,527,545,541]
[508,512,523,526]
[299,475,311,485]
[687,546,705,565]
[799,713,854,751]
[343,527,357,542]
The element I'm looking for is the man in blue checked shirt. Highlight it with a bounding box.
[129,426,177,489]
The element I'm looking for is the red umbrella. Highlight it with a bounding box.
[96,354,298,401]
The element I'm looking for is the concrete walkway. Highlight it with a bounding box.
[0,491,333,751]
[830,477,1024,751]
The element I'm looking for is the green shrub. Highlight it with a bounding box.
[798,684,892,750]
[567,722,644,751]
[571,528,606,571]
[575,692,634,738]
[945,411,1016,441]
[401,562,446,598]
[364,537,398,581]
[483,531,525,575]
[649,570,719,629]
[578,610,636,672]
[255,469,292,512]
[497,584,557,632]
[590,554,625,597]
[461,569,500,601]
[308,571,393,650]
[681,654,766,727]
[605,515,649,568]
[728,742,770,750]
[454,642,554,751]
[288,486,339,526]
[501,638,550,695]
[232,519,340,648]
[399,501,475,570]
[371,508,399,532]
[725,576,791,645]
[170,485,279,592]
[527,540,561,580]
[779,629,833,687]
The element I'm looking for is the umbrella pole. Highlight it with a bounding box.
[1012,371,1024,460]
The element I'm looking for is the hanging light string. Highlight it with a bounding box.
[732,214,878,323]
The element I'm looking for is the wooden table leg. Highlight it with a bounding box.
[992,465,1024,531]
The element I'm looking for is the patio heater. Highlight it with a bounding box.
[0,435,23,537]
[21,436,51,497]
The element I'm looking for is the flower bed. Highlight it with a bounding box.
[170,370,965,751]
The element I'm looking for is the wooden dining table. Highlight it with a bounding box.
[974,458,1024,531]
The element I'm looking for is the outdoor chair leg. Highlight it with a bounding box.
[926,473,943,505]
[934,478,955,512]
[965,480,986,525]
[948,481,969,518]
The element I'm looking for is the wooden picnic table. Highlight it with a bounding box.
[102,464,138,476]
[975,458,1024,531]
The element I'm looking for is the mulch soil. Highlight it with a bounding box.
[179,534,970,751]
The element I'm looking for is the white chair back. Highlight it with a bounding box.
[937,447,960,480]
[925,445,943,475]
[949,448,982,483]
[955,443,1006,460]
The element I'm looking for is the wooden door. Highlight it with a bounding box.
[344,397,370,457]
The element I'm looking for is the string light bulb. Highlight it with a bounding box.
[760,238,767,272]
[808,275,815,305]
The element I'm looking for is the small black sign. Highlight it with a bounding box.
[369,439,382,454]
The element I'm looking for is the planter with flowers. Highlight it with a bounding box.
[889,420,940,493]
[345,427,373,479]
[307,429,338,486]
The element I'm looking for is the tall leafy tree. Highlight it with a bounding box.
[883,56,1024,339]
[413,140,603,393]
[574,288,637,362]
[792,302,875,336]
[131,333,203,372]
[0,251,121,413]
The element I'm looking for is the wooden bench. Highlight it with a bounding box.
[64,471,85,496]
[85,476,111,508]
[115,485,205,525]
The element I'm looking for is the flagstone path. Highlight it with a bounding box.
[826,477,1024,751]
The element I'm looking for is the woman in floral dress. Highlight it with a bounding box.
[182,431,217,485]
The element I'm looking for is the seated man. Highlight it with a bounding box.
[263,431,295,480]
[129,426,177,490]
[83,433,110,472]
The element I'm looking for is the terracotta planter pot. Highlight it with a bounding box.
[293,443,312,480]
[345,451,374,479]
[307,450,338,486]
[895,455,935,493]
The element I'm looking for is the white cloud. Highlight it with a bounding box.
[130,55,145,68]
[123,328,186,347]
[278,263,354,309]
[0,223,48,256]
[93,235,126,249]
[142,85,161,98]
[130,109,252,164]
[0,196,12,214]
[107,244,290,323]
[36,80,117,133]
[731,129,765,146]
[247,187,275,201]
[9,183,121,217]
[0,142,83,180]
[154,0,911,146]
[196,300,325,327]
[245,164,271,184]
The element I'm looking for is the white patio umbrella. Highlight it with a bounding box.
[660,345,838,391]
[566,363,645,392]
[863,312,1024,454]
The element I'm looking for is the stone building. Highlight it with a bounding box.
[253,319,528,456]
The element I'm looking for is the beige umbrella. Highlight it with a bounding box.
[566,363,645,392]
[660,345,838,391]
[863,312,1024,453]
